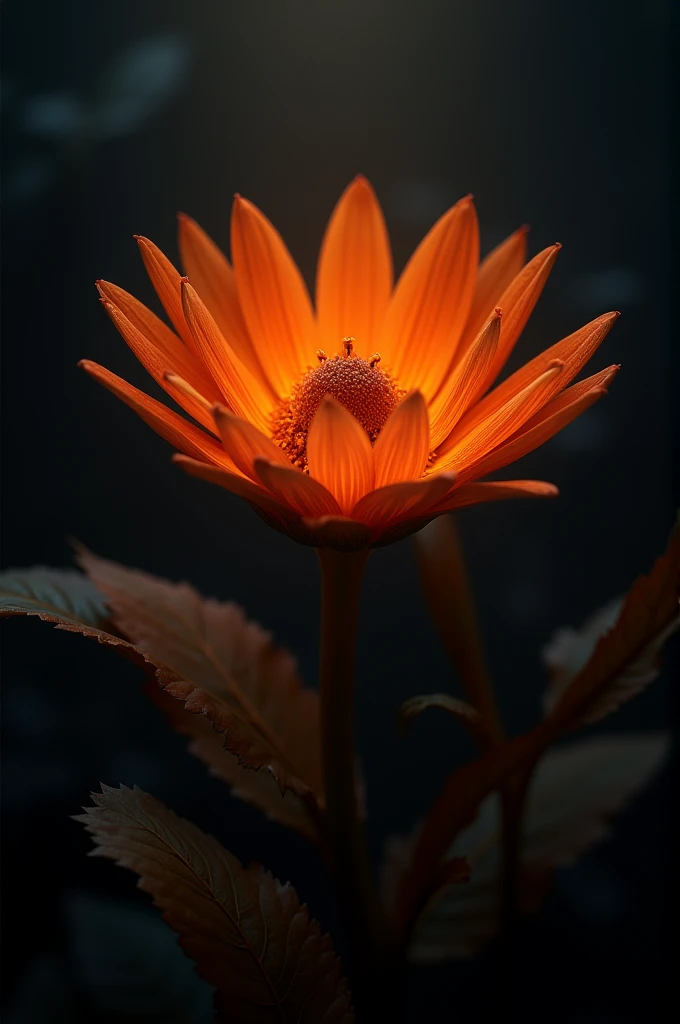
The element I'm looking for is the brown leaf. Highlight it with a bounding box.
[547,523,680,729]
[385,733,668,961]
[1,562,324,838]
[75,785,354,1023]
[78,550,323,806]
[0,566,155,670]
[398,693,490,748]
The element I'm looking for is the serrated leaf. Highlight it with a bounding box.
[0,566,153,669]
[547,524,680,729]
[75,785,354,1023]
[1,560,325,837]
[0,567,108,626]
[77,549,324,819]
[384,733,668,961]
[399,693,489,747]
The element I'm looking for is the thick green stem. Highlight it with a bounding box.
[317,548,401,1016]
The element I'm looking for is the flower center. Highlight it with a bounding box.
[271,338,404,470]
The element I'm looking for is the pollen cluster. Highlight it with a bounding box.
[271,340,404,470]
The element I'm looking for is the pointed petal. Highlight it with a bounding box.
[78,361,235,469]
[302,515,371,551]
[457,244,561,400]
[373,391,430,487]
[212,407,290,480]
[177,213,272,393]
[450,311,619,446]
[316,176,393,352]
[99,299,216,431]
[306,395,374,514]
[461,226,529,349]
[379,196,479,399]
[352,472,456,529]
[135,236,198,351]
[181,280,273,434]
[231,195,316,396]
[429,309,501,449]
[96,280,220,401]
[458,367,618,483]
[432,479,559,512]
[436,363,565,472]
[254,458,342,518]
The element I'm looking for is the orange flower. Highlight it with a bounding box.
[81,177,619,550]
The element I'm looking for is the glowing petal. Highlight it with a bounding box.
[181,280,273,434]
[460,367,618,483]
[429,310,501,449]
[316,176,393,351]
[254,458,342,518]
[99,299,215,431]
[231,195,316,397]
[96,280,219,402]
[379,196,479,399]
[436,363,565,472]
[352,473,456,529]
[451,311,619,445]
[212,407,290,480]
[460,244,562,399]
[135,236,197,351]
[306,396,374,514]
[78,361,234,469]
[433,479,559,512]
[373,391,430,487]
[177,213,271,393]
[461,225,529,350]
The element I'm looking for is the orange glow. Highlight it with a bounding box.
[81,176,620,550]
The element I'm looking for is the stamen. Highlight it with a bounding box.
[271,341,404,470]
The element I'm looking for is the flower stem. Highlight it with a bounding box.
[317,548,399,1015]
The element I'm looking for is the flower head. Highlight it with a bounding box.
[81,177,619,550]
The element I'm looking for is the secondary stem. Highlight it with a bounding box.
[317,547,398,1014]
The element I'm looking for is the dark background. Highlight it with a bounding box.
[1,1,676,1021]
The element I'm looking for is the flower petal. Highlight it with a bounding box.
[302,515,371,552]
[449,311,619,446]
[451,244,561,402]
[96,280,220,401]
[78,360,235,469]
[177,213,272,393]
[135,236,197,351]
[352,472,456,529]
[373,390,430,487]
[99,299,216,431]
[432,479,559,512]
[181,280,273,434]
[429,309,501,449]
[231,195,316,397]
[316,176,392,353]
[459,367,618,483]
[460,225,529,349]
[306,395,374,514]
[435,363,565,472]
[379,196,479,399]
[173,454,312,544]
[212,407,290,480]
[254,458,342,518]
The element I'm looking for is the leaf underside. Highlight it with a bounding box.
[75,785,354,1023]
